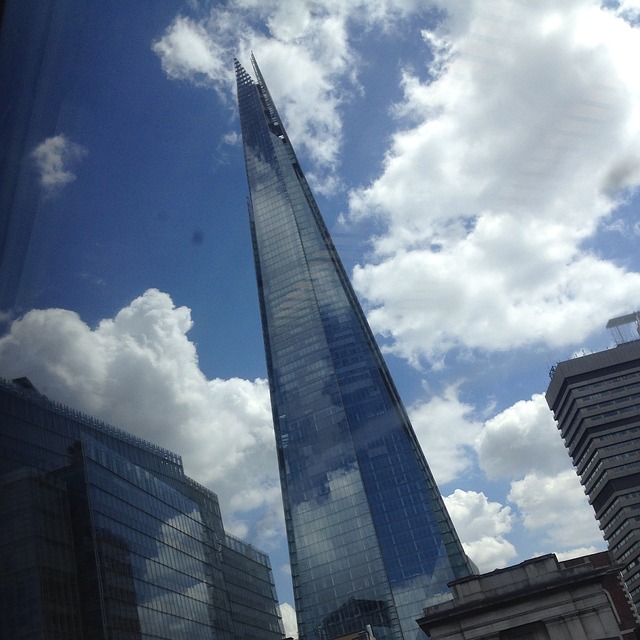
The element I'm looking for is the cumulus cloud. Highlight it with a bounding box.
[555,546,605,561]
[152,16,227,88]
[409,384,482,485]
[280,602,298,639]
[152,0,424,193]
[0,289,282,546]
[611,0,640,24]
[472,393,605,556]
[444,489,517,572]
[508,470,604,550]
[151,0,640,368]
[222,131,240,145]
[152,5,351,190]
[476,394,572,480]
[31,134,87,195]
[348,0,640,364]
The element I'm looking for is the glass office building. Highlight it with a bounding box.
[235,56,473,640]
[0,376,285,640]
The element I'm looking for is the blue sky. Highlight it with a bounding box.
[2,1,640,635]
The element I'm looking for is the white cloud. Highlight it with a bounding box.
[555,546,605,562]
[152,16,228,89]
[476,394,572,480]
[150,0,640,374]
[352,229,640,363]
[152,0,428,194]
[0,289,282,546]
[31,134,87,195]
[611,0,640,25]
[280,602,298,639]
[348,1,640,364]
[473,394,605,558]
[409,384,482,485]
[152,5,351,190]
[508,470,604,550]
[444,489,517,572]
[222,131,240,145]
[446,488,513,539]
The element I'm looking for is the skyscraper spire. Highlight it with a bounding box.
[235,56,473,640]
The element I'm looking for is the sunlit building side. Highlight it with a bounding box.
[418,552,640,640]
[235,55,473,640]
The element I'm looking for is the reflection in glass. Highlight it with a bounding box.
[236,56,475,640]
[0,377,285,640]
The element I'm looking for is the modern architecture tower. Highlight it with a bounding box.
[546,313,640,611]
[235,56,473,640]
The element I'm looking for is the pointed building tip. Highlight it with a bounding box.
[250,54,265,87]
[234,57,254,87]
[234,52,262,86]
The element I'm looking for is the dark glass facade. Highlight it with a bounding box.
[235,56,473,640]
[0,377,285,640]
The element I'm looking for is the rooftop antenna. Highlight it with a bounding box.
[606,311,640,345]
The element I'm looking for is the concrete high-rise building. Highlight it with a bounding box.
[0,376,285,640]
[546,312,640,610]
[235,55,473,640]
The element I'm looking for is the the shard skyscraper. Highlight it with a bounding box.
[235,56,473,640]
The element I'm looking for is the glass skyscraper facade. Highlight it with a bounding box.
[0,376,285,640]
[235,56,473,640]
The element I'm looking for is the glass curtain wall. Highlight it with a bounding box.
[236,56,472,640]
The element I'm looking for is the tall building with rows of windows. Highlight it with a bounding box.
[235,55,473,640]
[546,313,640,610]
[0,376,285,640]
